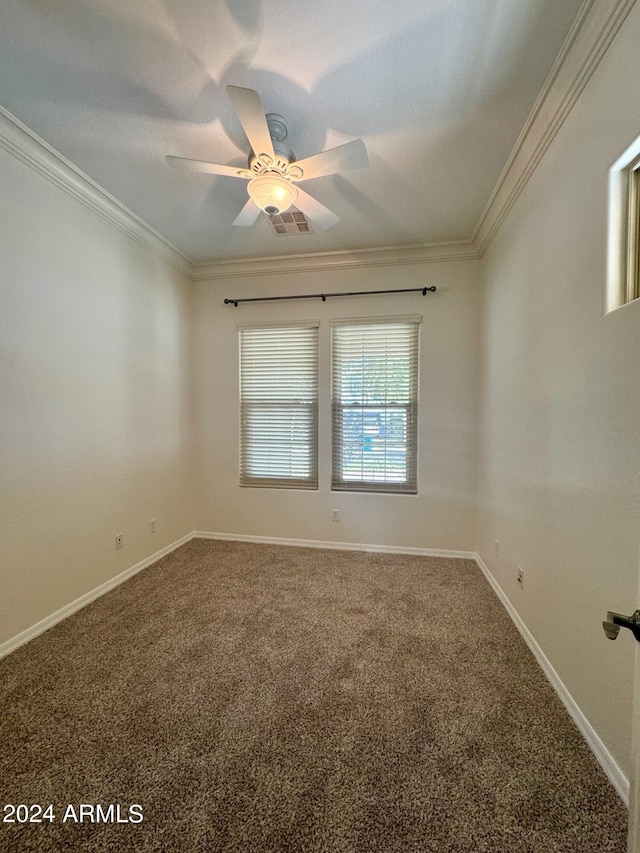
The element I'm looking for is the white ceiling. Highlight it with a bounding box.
[0,0,584,264]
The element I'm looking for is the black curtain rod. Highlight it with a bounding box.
[224,286,436,307]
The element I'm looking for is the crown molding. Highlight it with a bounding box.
[473,0,637,255]
[0,101,477,280]
[189,0,637,278]
[3,0,633,279]
[0,105,193,278]
[191,240,480,281]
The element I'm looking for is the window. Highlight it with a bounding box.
[331,317,420,494]
[627,163,640,303]
[607,139,640,312]
[239,323,318,489]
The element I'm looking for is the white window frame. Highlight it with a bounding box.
[238,321,319,490]
[607,137,640,312]
[330,316,420,495]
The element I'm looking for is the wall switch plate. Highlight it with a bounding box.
[494,539,500,557]
[332,509,340,522]
[115,534,123,550]
[150,518,157,534]
[517,567,524,587]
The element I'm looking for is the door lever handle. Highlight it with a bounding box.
[603,610,640,643]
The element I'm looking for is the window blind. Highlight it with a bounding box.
[239,323,318,489]
[331,317,420,494]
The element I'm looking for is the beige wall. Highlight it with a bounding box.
[192,260,480,551]
[476,1,640,779]
[1,0,638,797]
[0,145,195,647]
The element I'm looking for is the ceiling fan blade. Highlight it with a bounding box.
[294,188,339,230]
[294,139,369,181]
[233,198,262,227]
[226,85,275,161]
[166,155,248,179]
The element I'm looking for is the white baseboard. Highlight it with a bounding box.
[0,531,195,660]
[1,531,469,660]
[196,532,628,802]
[198,532,630,803]
[474,552,629,806]
[1,529,628,807]
[193,530,476,560]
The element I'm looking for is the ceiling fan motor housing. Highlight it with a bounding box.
[259,113,295,164]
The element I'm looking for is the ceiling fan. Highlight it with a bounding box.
[166,85,369,230]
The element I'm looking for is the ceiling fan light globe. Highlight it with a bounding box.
[247,175,297,216]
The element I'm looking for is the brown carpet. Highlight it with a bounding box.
[0,538,628,852]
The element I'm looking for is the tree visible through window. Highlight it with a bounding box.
[331,318,420,494]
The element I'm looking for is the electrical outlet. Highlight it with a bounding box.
[150,518,157,534]
[332,509,340,522]
[494,539,500,557]
[517,567,524,587]
[115,534,123,550]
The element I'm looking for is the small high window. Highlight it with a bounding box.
[607,138,640,311]
[627,164,640,302]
